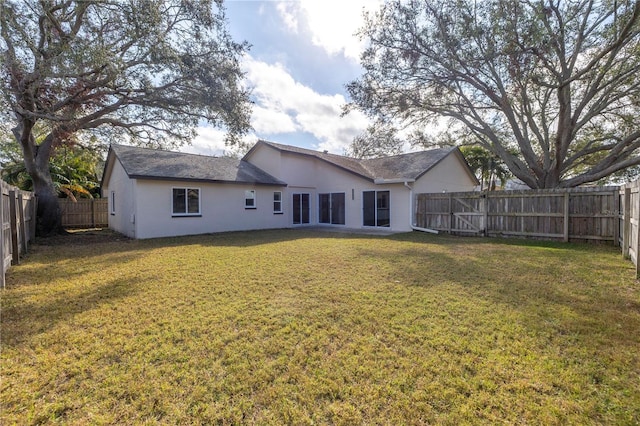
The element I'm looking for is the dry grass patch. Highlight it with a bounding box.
[1,229,639,424]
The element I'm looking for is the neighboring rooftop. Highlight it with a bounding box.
[107,144,286,186]
[248,140,458,182]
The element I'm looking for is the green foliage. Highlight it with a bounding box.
[1,230,638,424]
[460,146,512,190]
[1,135,103,199]
[347,0,640,188]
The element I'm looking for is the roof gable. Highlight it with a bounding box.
[247,140,374,181]
[245,140,467,183]
[105,144,286,186]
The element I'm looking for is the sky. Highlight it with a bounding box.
[182,0,383,157]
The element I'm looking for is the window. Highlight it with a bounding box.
[110,191,115,215]
[273,191,283,214]
[363,190,390,227]
[319,192,345,225]
[172,188,200,216]
[245,190,256,209]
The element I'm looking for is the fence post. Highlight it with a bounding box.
[29,195,37,241]
[563,191,570,242]
[18,193,27,254]
[448,193,453,234]
[483,192,488,236]
[8,190,19,265]
[623,186,631,259]
[612,187,620,247]
[1,184,5,289]
[636,186,640,279]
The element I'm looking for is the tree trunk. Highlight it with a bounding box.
[32,171,65,237]
[14,124,66,237]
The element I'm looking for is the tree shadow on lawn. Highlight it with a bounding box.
[358,238,640,355]
[1,275,146,348]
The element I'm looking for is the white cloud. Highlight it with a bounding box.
[182,55,372,156]
[180,126,227,156]
[275,2,299,33]
[252,105,298,134]
[275,0,382,61]
[243,55,370,154]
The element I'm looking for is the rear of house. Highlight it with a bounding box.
[102,141,478,239]
[101,145,287,239]
[243,141,478,233]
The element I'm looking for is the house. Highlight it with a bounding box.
[101,140,478,239]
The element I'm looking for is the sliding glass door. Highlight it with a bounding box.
[292,193,310,225]
[319,193,345,225]
[363,190,390,227]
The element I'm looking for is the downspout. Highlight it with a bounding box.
[404,181,439,234]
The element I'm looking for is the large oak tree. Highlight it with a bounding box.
[1,0,251,235]
[347,0,640,188]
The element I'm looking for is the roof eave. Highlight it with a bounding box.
[128,174,287,186]
[373,178,416,184]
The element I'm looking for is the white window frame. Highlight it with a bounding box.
[245,190,256,209]
[110,191,116,215]
[172,187,201,216]
[273,191,283,214]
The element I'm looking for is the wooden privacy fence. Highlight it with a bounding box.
[1,181,36,288]
[60,198,108,228]
[416,186,620,243]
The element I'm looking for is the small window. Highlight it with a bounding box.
[273,191,283,214]
[245,190,256,209]
[110,191,115,215]
[173,188,200,216]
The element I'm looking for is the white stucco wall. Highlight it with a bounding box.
[412,152,478,194]
[258,149,415,232]
[133,180,289,239]
[103,157,137,238]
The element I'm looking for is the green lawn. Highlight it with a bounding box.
[1,229,639,425]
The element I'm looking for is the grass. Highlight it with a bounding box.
[1,229,639,425]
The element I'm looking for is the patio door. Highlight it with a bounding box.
[292,193,310,225]
[363,190,390,227]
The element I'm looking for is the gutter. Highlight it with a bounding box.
[374,178,415,184]
[404,181,439,234]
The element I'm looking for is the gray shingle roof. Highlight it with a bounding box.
[109,144,286,186]
[360,148,453,181]
[251,140,458,182]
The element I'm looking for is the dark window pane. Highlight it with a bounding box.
[319,193,330,223]
[293,194,301,224]
[173,188,186,214]
[187,189,199,214]
[377,191,390,227]
[363,191,375,226]
[331,193,345,225]
[301,194,310,224]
